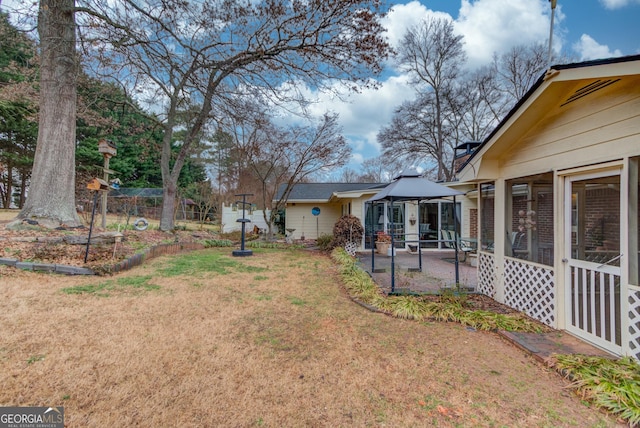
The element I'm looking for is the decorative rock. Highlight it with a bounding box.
[36,236,65,244]
[9,237,38,242]
[32,263,56,272]
[54,265,95,275]
[0,258,18,266]
[15,262,34,271]
[64,232,124,245]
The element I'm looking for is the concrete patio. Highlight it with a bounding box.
[357,249,478,294]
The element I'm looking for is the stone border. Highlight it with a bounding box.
[0,258,95,275]
[110,242,205,273]
[0,242,206,276]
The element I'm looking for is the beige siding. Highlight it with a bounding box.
[285,203,342,239]
[351,197,365,220]
[501,79,640,178]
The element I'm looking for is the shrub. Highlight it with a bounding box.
[316,233,334,251]
[332,215,364,248]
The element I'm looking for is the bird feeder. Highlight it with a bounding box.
[98,139,117,158]
[86,177,110,191]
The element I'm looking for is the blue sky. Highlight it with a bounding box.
[296,0,640,173]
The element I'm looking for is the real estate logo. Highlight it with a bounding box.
[0,406,64,428]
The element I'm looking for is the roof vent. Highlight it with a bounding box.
[561,78,620,106]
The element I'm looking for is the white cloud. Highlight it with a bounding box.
[350,152,365,165]
[269,70,417,167]
[382,1,453,49]
[381,0,561,71]
[456,0,557,68]
[573,34,623,61]
[289,74,415,161]
[599,0,640,9]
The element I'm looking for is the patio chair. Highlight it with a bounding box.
[441,229,474,262]
[510,231,528,259]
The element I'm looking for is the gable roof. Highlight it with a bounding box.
[275,182,385,202]
[458,54,640,181]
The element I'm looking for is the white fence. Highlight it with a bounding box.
[220,203,271,234]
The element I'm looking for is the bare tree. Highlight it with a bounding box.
[224,101,350,237]
[379,17,466,182]
[493,43,550,102]
[8,0,82,229]
[337,168,362,183]
[75,0,390,230]
[361,155,401,183]
[378,93,453,181]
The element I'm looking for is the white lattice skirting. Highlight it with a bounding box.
[477,252,496,298]
[629,287,640,361]
[504,259,556,327]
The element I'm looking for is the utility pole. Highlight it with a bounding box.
[547,0,558,69]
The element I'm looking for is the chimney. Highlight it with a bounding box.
[453,142,481,174]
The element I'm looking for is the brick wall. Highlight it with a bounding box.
[469,208,478,238]
[584,187,620,250]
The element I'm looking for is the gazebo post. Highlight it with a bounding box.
[454,195,460,285]
[369,202,376,272]
[371,227,376,271]
[418,200,423,272]
[390,197,395,293]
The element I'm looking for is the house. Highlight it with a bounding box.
[274,182,384,241]
[457,55,640,360]
[274,179,476,251]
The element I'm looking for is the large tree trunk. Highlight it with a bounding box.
[159,124,177,231]
[8,0,82,229]
[159,180,177,231]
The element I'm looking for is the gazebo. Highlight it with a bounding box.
[366,169,465,293]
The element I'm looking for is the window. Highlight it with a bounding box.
[387,203,405,248]
[364,202,385,249]
[364,202,405,249]
[418,200,461,249]
[480,183,495,253]
[505,173,554,266]
[419,202,439,248]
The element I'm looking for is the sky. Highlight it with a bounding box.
[298,0,640,173]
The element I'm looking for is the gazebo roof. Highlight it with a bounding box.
[367,169,464,202]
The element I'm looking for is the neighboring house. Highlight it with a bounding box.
[274,180,476,251]
[457,55,640,360]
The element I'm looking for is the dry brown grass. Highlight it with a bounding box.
[0,248,620,427]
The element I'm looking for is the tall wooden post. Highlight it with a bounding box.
[98,139,117,228]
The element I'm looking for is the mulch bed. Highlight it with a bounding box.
[0,224,215,269]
